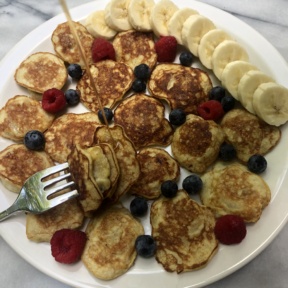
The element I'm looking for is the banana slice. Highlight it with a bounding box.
[211,40,249,80]
[198,29,232,69]
[150,0,178,37]
[238,70,275,114]
[253,82,288,126]
[104,0,132,32]
[221,60,258,100]
[128,0,155,32]
[181,14,216,56]
[167,8,199,45]
[85,10,117,40]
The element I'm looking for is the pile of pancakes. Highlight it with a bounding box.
[0,14,282,281]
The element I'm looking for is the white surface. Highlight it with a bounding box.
[1,0,288,288]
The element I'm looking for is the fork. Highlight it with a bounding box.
[0,162,78,222]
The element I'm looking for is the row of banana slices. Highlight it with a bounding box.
[84,0,288,127]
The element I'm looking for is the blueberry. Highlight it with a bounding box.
[179,51,194,66]
[182,174,203,194]
[135,235,157,258]
[247,154,267,174]
[209,86,226,102]
[134,64,151,81]
[169,109,186,126]
[161,180,178,198]
[132,79,146,92]
[98,107,114,124]
[67,64,83,79]
[219,142,236,161]
[24,130,45,151]
[64,89,80,106]
[130,197,148,217]
[221,95,235,112]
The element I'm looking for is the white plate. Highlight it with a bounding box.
[1,1,288,287]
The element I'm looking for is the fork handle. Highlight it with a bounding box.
[0,204,21,221]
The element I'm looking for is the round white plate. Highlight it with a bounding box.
[1,1,288,287]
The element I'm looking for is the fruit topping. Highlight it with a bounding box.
[134,63,151,81]
[214,215,247,245]
[97,107,114,124]
[132,79,146,92]
[161,180,178,198]
[135,235,157,258]
[42,88,67,114]
[130,197,148,217]
[91,37,116,63]
[221,94,235,112]
[247,154,267,174]
[197,100,224,121]
[24,130,45,151]
[50,229,87,264]
[169,108,186,126]
[64,89,80,106]
[155,36,177,62]
[208,86,226,102]
[219,142,236,161]
[179,51,194,67]
[67,63,83,80]
[182,174,203,194]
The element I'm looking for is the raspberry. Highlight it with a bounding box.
[197,100,224,121]
[155,36,177,62]
[42,88,66,113]
[214,215,247,245]
[50,229,87,264]
[91,38,116,63]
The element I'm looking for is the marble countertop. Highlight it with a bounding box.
[0,0,288,287]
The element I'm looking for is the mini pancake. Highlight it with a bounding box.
[200,162,271,222]
[171,114,225,174]
[82,205,144,280]
[113,30,157,70]
[26,198,84,242]
[44,112,101,163]
[0,95,55,141]
[220,109,281,162]
[14,52,67,94]
[150,190,218,273]
[77,60,133,113]
[148,63,212,114]
[130,147,180,199]
[114,94,173,149]
[0,144,54,193]
[51,21,94,67]
[94,125,140,203]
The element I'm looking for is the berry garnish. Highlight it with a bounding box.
[91,37,116,63]
[97,107,114,124]
[169,108,186,126]
[130,197,148,217]
[221,95,235,112]
[247,154,267,174]
[209,86,226,102]
[155,36,177,62]
[161,180,178,198]
[135,235,157,258]
[179,51,194,66]
[182,174,203,194]
[67,63,83,80]
[132,79,146,92]
[65,89,80,106]
[214,215,247,245]
[50,229,87,264]
[24,130,45,151]
[197,100,225,121]
[42,88,67,113]
[134,63,151,81]
[219,142,236,161]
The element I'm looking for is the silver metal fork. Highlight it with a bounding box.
[0,162,78,222]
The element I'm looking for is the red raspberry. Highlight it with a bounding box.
[50,229,87,264]
[42,88,66,113]
[155,36,177,62]
[214,215,247,245]
[91,38,116,63]
[197,100,224,121]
